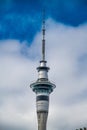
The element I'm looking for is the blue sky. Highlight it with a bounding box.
[0,0,87,42]
[0,1,87,130]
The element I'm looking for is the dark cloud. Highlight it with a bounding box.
[0,0,87,41]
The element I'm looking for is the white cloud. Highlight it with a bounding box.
[0,19,87,130]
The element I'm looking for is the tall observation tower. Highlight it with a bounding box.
[30,13,56,130]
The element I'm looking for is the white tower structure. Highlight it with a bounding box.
[30,13,56,130]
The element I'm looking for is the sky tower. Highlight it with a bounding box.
[30,13,56,130]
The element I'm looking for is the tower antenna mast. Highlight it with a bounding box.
[42,9,46,61]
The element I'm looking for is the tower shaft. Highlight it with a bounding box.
[36,93,49,130]
[37,112,48,130]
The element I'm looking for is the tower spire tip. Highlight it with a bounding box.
[42,9,46,61]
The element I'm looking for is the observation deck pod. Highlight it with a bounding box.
[30,79,56,94]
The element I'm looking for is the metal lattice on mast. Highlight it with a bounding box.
[42,9,45,61]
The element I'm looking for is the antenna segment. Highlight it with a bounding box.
[42,10,45,61]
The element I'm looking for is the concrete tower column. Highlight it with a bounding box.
[36,92,49,130]
[37,112,48,130]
